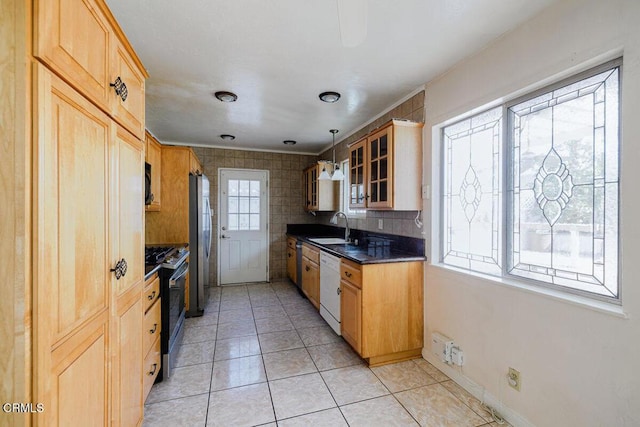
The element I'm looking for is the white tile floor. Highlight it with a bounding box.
[143,280,507,427]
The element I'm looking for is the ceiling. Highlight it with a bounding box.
[106,0,556,154]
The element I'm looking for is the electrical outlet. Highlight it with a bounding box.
[508,367,521,391]
[378,219,383,229]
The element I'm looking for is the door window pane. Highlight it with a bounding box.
[227,179,262,231]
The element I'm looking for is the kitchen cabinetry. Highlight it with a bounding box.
[31,1,148,424]
[287,237,298,285]
[145,146,201,311]
[143,273,161,400]
[340,258,424,366]
[301,244,320,309]
[190,151,203,175]
[304,162,338,211]
[145,146,202,244]
[145,131,162,211]
[348,120,423,210]
[34,0,146,140]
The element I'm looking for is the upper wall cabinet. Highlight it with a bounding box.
[348,120,423,210]
[34,0,147,139]
[145,131,162,212]
[304,162,339,212]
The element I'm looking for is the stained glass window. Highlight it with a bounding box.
[440,59,621,301]
[442,107,502,275]
[508,66,620,298]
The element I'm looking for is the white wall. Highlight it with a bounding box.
[422,0,640,426]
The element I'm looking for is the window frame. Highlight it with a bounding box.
[439,58,623,304]
[340,158,366,218]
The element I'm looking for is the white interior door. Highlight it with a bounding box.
[218,169,269,284]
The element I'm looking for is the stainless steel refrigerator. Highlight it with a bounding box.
[187,174,212,317]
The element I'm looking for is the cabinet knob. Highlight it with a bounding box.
[305,266,310,272]
[345,271,352,278]
[147,290,156,301]
[149,324,158,334]
[110,76,128,101]
[337,287,342,295]
[110,258,127,279]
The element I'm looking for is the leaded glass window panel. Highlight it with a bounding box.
[228,179,261,231]
[508,66,619,298]
[442,107,502,275]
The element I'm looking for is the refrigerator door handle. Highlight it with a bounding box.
[205,198,212,258]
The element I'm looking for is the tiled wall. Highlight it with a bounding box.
[316,91,426,240]
[190,148,318,284]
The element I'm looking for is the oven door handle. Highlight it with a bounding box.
[169,262,189,288]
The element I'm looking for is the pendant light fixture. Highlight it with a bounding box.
[318,129,343,181]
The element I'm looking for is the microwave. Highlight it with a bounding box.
[145,162,153,205]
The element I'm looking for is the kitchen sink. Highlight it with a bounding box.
[308,237,349,245]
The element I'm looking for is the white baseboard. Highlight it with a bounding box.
[421,349,535,427]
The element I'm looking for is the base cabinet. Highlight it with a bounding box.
[301,244,320,309]
[340,279,362,354]
[340,258,424,366]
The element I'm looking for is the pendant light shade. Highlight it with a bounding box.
[331,167,344,181]
[318,164,331,180]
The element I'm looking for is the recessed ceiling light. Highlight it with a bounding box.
[319,91,341,103]
[220,134,235,141]
[214,91,238,102]
[283,140,297,145]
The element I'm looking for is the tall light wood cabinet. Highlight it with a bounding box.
[31,0,148,424]
[348,120,423,210]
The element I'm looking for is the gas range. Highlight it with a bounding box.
[145,245,189,270]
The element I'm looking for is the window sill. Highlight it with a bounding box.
[428,263,629,319]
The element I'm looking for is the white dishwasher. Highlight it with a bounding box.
[319,252,341,335]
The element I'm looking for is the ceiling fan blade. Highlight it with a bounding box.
[337,0,368,47]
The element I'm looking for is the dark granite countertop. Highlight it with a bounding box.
[287,224,426,265]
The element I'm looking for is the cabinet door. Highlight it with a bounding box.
[301,258,319,309]
[33,65,111,425]
[112,41,146,139]
[190,151,202,175]
[340,280,362,354]
[34,0,113,112]
[286,247,297,284]
[367,127,393,209]
[304,166,319,210]
[349,139,367,208]
[145,133,162,212]
[111,125,145,425]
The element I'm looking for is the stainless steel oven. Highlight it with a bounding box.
[156,247,189,381]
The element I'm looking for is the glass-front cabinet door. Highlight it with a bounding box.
[367,127,393,209]
[304,165,319,211]
[349,139,367,208]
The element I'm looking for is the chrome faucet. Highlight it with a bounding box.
[330,211,350,242]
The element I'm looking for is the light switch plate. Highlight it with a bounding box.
[378,219,383,229]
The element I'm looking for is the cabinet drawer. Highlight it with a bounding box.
[143,274,160,313]
[143,335,161,401]
[340,259,362,288]
[302,244,320,264]
[287,237,297,249]
[143,299,161,356]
